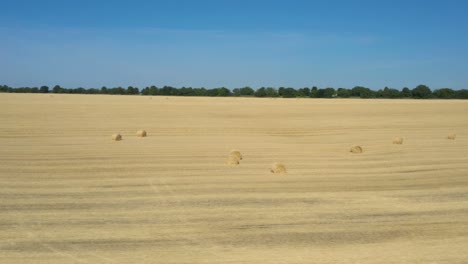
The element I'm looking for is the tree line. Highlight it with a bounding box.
[1,84,468,99]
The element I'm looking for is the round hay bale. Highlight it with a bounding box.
[393,137,404,145]
[270,162,286,174]
[112,134,122,141]
[136,130,147,137]
[230,150,243,160]
[227,155,240,166]
[350,145,363,154]
[448,133,456,140]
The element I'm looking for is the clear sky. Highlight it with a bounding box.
[1,0,467,89]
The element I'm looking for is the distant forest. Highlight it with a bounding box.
[1,84,468,99]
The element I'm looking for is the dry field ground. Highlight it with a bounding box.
[1,93,468,264]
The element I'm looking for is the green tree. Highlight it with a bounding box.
[178,87,193,96]
[381,87,401,98]
[88,88,100,94]
[411,84,432,99]
[297,87,311,97]
[127,86,139,95]
[39,85,49,93]
[52,85,63,93]
[254,87,267,97]
[310,86,318,98]
[205,89,218,96]
[433,88,455,99]
[351,86,370,97]
[337,88,351,98]
[75,87,86,94]
[351,86,376,98]
[113,86,126,94]
[159,86,178,95]
[216,87,231,96]
[149,86,158,95]
[141,87,149,95]
[455,89,468,99]
[193,88,207,96]
[278,87,285,97]
[265,87,279,97]
[232,88,241,96]
[0,85,9,92]
[401,87,412,98]
[239,86,254,96]
[101,86,108,94]
[317,88,336,98]
[280,87,297,98]
[361,89,376,98]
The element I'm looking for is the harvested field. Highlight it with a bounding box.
[1,93,468,264]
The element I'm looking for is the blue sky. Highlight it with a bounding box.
[1,0,467,89]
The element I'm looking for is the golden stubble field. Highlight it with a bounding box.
[1,93,468,264]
